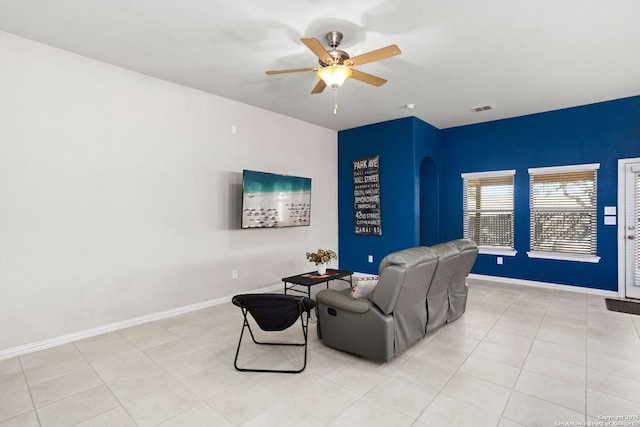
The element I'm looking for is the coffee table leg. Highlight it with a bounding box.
[308,286,317,323]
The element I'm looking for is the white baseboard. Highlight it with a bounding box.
[0,283,282,361]
[2,275,619,361]
[468,273,618,297]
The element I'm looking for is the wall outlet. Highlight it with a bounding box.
[496,257,503,265]
[368,255,374,263]
[232,269,238,279]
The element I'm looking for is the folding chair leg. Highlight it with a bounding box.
[234,309,311,374]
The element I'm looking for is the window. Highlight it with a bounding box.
[462,170,515,255]
[528,163,600,263]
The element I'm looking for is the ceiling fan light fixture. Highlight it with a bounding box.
[317,65,352,88]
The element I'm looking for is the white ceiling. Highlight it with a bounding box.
[1,0,639,131]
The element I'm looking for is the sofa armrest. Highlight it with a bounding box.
[316,289,371,314]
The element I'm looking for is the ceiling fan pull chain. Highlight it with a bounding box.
[333,87,338,115]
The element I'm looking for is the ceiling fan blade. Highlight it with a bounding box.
[350,69,387,86]
[311,79,327,94]
[266,67,316,75]
[346,44,401,67]
[301,38,333,64]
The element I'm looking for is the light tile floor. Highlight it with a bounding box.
[1,280,640,426]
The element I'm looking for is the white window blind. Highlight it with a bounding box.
[462,170,515,250]
[529,164,599,257]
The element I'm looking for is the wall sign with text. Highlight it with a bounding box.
[353,155,382,235]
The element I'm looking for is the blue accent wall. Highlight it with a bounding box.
[338,96,640,291]
[338,117,442,274]
[440,96,640,291]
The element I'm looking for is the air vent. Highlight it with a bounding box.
[471,105,493,112]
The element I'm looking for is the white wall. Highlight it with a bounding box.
[0,31,338,354]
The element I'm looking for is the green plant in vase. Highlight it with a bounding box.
[306,249,337,275]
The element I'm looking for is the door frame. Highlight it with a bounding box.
[617,157,640,298]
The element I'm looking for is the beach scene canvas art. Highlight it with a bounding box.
[242,170,311,228]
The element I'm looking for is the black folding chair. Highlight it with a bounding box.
[232,293,316,373]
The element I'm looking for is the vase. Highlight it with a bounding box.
[317,263,328,275]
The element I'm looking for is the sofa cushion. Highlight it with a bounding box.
[351,277,379,299]
[316,289,372,314]
[379,246,436,270]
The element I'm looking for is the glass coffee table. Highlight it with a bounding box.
[282,269,353,299]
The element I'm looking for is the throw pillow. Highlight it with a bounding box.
[351,276,379,299]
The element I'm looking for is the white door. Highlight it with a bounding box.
[619,159,640,299]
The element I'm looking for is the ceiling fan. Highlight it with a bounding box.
[266,31,401,96]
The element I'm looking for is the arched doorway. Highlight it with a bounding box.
[419,157,439,246]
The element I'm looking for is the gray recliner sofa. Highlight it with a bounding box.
[426,239,479,333]
[316,239,477,362]
[316,247,438,362]
[446,239,479,322]
[425,241,460,334]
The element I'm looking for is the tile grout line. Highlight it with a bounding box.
[495,288,543,426]
[584,298,591,422]
[17,355,43,427]
[71,337,140,426]
[418,286,517,426]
